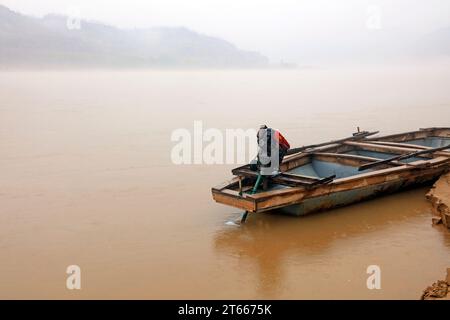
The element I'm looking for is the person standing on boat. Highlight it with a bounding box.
[256,125,290,176]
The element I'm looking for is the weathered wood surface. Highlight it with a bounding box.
[285,131,379,155]
[367,141,432,150]
[344,141,425,155]
[369,127,450,143]
[212,189,256,212]
[231,165,335,188]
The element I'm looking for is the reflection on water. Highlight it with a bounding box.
[214,188,450,298]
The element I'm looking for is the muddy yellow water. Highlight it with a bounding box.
[1,66,450,299]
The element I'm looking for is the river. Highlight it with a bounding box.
[1,65,450,298]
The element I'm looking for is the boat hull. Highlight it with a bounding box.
[278,173,440,216]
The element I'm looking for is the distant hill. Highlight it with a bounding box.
[0,5,268,68]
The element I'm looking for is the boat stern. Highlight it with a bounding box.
[211,187,257,212]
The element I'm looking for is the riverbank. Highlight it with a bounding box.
[421,269,450,300]
[427,172,450,229]
[421,173,450,300]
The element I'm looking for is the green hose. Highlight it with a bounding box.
[241,173,263,223]
[251,173,263,194]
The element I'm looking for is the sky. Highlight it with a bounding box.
[1,0,450,63]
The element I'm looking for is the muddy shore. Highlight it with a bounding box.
[421,268,450,300]
[422,172,450,299]
[427,172,450,229]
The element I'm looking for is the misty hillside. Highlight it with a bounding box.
[0,5,268,68]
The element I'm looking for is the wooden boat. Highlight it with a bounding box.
[211,127,450,216]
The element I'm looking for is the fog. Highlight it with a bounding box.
[1,0,450,65]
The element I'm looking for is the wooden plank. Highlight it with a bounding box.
[232,167,315,183]
[281,172,318,181]
[358,145,450,171]
[272,173,335,187]
[368,130,431,143]
[285,130,379,155]
[313,152,403,167]
[282,152,312,170]
[344,141,426,155]
[231,166,334,187]
[212,176,242,191]
[212,190,256,212]
[433,128,450,138]
[231,165,255,177]
[367,141,432,150]
[232,167,312,186]
[369,128,450,142]
[420,127,450,131]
